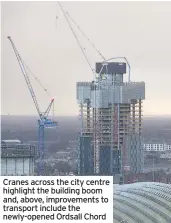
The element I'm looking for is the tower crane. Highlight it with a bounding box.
[7,36,57,176]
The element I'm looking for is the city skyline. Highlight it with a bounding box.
[2,1,171,116]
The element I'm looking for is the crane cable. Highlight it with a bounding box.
[55,2,59,29]
[21,59,52,98]
[22,60,55,117]
[65,11,106,61]
[58,3,108,79]
[65,11,131,82]
[58,2,95,75]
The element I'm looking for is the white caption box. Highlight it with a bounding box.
[0,176,113,223]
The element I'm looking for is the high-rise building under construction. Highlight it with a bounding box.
[76,59,145,176]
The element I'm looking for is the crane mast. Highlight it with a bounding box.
[8,36,57,175]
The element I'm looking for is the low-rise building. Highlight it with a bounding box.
[1,140,37,176]
[144,143,171,151]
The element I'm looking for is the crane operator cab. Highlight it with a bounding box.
[38,118,57,128]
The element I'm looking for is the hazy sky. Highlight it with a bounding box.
[2,1,171,116]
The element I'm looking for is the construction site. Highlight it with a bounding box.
[1,2,146,180]
[77,60,145,179]
[2,2,171,223]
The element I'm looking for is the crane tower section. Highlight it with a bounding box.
[77,60,145,176]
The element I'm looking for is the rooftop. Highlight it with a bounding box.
[1,143,37,157]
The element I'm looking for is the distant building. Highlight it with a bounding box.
[144,143,171,151]
[1,140,37,176]
[1,139,21,146]
[160,153,171,159]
